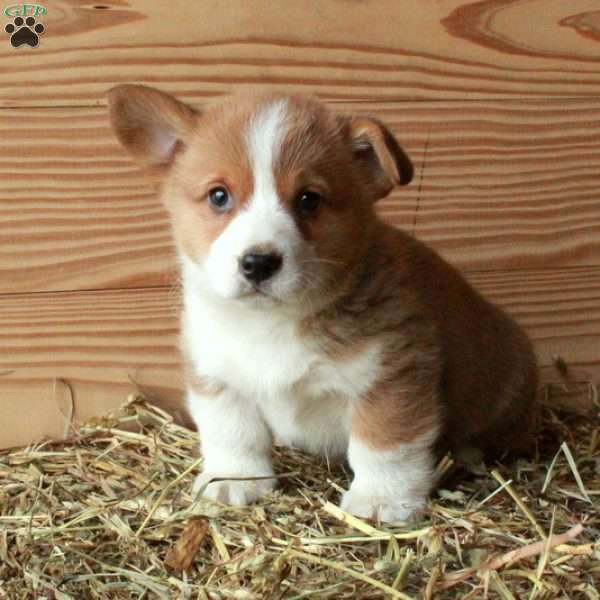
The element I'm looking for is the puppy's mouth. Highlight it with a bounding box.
[246,286,267,297]
[239,284,275,300]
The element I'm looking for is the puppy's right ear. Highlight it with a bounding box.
[347,116,413,202]
[107,84,198,170]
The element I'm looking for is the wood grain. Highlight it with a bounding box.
[2,99,600,294]
[1,1,600,107]
[0,107,176,293]
[0,286,188,444]
[468,266,600,377]
[0,286,182,389]
[0,267,598,445]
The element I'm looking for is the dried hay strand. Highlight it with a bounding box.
[1,394,598,599]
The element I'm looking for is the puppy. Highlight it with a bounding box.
[108,85,538,522]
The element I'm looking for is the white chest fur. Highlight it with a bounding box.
[182,276,382,458]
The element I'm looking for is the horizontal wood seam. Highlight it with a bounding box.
[3,97,600,111]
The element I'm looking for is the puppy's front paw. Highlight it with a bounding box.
[340,487,425,523]
[192,472,276,506]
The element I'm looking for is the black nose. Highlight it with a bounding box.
[239,252,283,283]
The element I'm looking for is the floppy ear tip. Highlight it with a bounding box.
[379,124,414,186]
[349,116,414,190]
[397,150,414,186]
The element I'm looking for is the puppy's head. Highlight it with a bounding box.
[108,85,413,307]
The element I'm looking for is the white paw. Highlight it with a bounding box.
[340,487,425,523]
[192,472,276,506]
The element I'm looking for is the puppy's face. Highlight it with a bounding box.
[108,86,412,307]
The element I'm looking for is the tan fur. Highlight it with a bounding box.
[108,84,197,169]
[273,97,379,305]
[108,85,538,461]
[352,387,439,449]
[164,98,263,261]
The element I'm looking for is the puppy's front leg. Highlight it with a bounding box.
[187,387,275,506]
[341,391,439,523]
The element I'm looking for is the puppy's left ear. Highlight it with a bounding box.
[348,116,413,201]
[107,84,198,172]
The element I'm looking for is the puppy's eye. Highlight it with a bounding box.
[208,186,232,213]
[296,190,322,217]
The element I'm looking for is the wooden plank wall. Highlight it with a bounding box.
[1,1,599,442]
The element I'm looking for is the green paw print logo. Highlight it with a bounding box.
[3,4,46,48]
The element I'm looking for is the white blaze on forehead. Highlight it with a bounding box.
[238,99,306,294]
[245,99,288,215]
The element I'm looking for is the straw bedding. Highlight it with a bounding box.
[1,391,598,599]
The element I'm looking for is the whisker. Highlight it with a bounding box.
[296,257,344,267]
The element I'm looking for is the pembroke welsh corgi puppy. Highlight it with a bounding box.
[108,85,538,522]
